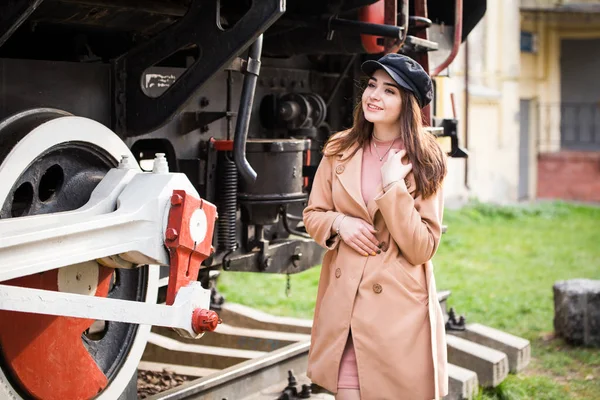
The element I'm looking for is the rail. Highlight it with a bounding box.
[145,341,311,400]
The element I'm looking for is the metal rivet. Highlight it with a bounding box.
[171,194,184,206]
[165,228,178,241]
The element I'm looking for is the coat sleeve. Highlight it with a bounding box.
[302,155,344,250]
[374,178,444,266]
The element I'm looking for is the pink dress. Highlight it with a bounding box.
[337,136,404,390]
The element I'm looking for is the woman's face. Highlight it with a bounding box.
[362,69,403,126]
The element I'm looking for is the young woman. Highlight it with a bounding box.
[302,53,448,400]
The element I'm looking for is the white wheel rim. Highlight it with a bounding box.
[0,114,159,400]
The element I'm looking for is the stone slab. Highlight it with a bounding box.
[151,324,310,352]
[444,363,479,400]
[451,323,531,373]
[219,302,313,334]
[446,334,509,387]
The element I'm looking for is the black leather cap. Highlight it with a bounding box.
[361,53,433,108]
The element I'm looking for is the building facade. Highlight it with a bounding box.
[436,0,600,205]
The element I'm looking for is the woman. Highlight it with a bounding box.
[302,53,448,400]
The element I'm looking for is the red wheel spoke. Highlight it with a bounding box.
[0,267,113,400]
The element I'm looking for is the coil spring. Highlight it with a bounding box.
[217,153,238,251]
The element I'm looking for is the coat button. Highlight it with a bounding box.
[373,283,383,294]
[335,268,341,278]
[335,165,345,174]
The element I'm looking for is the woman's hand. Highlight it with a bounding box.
[381,149,412,188]
[336,216,380,256]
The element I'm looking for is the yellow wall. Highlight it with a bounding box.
[434,0,522,204]
[520,10,600,197]
[433,5,600,203]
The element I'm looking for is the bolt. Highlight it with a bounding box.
[152,153,169,174]
[171,194,184,206]
[118,155,135,169]
[165,228,178,241]
[191,308,221,334]
[199,97,209,108]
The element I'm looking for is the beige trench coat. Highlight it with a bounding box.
[302,139,448,400]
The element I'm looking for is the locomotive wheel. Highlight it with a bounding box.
[0,109,159,400]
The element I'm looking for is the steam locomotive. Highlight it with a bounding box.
[0,1,485,399]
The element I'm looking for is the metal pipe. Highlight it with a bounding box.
[233,34,263,185]
[226,70,233,140]
[431,0,463,76]
[414,0,431,124]
[386,0,410,54]
[326,54,357,107]
[409,16,432,30]
[464,36,470,189]
[329,17,403,39]
[281,207,311,239]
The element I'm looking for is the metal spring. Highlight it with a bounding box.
[217,152,238,251]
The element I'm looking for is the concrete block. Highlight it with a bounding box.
[554,279,600,347]
[444,363,479,400]
[142,332,266,369]
[221,293,452,334]
[219,302,313,334]
[151,324,310,352]
[438,290,451,319]
[451,323,531,373]
[446,335,509,387]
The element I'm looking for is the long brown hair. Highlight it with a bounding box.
[323,86,447,199]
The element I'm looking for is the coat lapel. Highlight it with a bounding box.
[336,145,418,224]
[365,167,417,222]
[336,145,371,222]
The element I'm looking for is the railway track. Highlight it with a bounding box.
[138,290,531,400]
[144,341,318,400]
[138,300,331,400]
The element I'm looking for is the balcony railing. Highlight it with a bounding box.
[557,102,600,151]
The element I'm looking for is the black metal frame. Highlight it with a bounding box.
[212,237,325,275]
[113,0,284,137]
[0,0,44,48]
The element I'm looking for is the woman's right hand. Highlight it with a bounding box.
[337,216,381,256]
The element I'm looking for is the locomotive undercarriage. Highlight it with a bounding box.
[0,0,485,399]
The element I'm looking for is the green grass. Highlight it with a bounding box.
[217,201,600,399]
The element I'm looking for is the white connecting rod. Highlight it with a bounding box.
[0,282,211,338]
[0,168,198,282]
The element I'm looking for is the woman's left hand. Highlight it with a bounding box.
[381,148,412,188]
